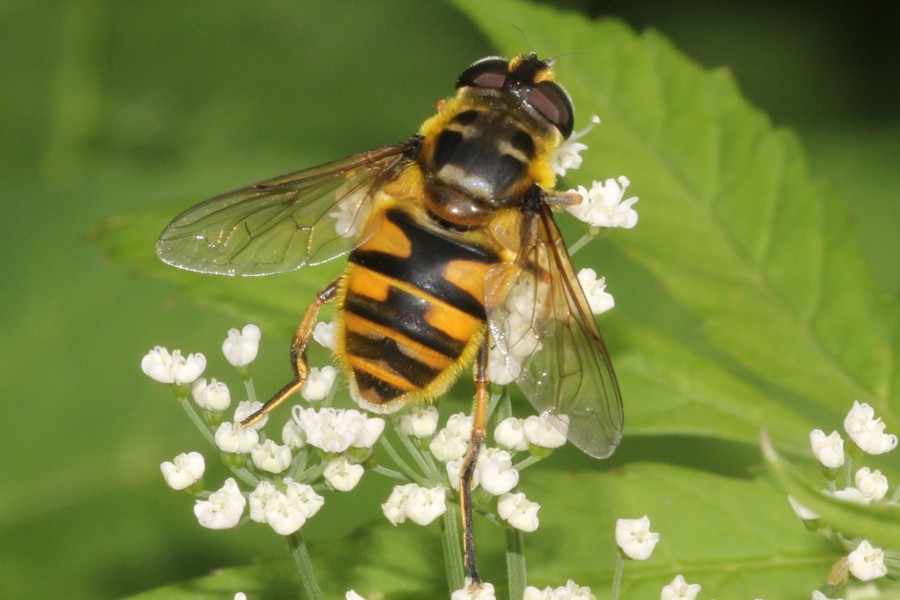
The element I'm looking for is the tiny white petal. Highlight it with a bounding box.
[141,346,206,385]
[382,483,415,525]
[576,268,616,315]
[523,414,568,449]
[323,456,365,492]
[222,324,261,367]
[250,439,292,474]
[549,115,600,177]
[566,177,639,229]
[160,451,205,490]
[404,486,447,526]
[312,320,336,350]
[194,478,245,529]
[809,429,845,468]
[191,377,232,411]
[329,183,372,238]
[346,592,366,600]
[300,366,338,402]
[429,413,473,462]
[494,417,529,452]
[282,418,307,450]
[284,478,324,518]
[615,515,659,560]
[248,480,278,523]
[477,448,519,496]
[661,574,701,600]
[451,578,496,600]
[234,400,268,431]
[234,593,247,600]
[855,467,889,503]
[263,491,307,535]
[844,401,898,455]
[497,492,541,532]
[214,421,260,454]
[399,405,440,438]
[847,540,887,581]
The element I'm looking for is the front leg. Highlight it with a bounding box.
[241,278,340,428]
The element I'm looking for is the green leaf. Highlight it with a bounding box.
[450,0,897,426]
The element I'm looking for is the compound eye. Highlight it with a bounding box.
[527,81,574,138]
[456,58,509,90]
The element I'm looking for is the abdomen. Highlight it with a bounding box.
[335,205,499,411]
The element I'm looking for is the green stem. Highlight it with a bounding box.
[566,232,595,256]
[242,373,257,404]
[379,436,429,486]
[175,394,215,447]
[441,504,466,592]
[610,551,625,600]
[288,532,324,600]
[505,528,526,600]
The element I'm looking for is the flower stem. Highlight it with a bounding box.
[287,532,324,600]
[566,232,594,256]
[441,503,465,593]
[175,394,215,447]
[505,528,526,600]
[610,551,625,600]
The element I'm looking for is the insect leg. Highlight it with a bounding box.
[460,338,490,587]
[240,277,341,427]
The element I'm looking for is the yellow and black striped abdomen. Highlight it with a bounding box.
[335,205,500,412]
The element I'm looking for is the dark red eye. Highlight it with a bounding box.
[527,82,574,138]
[456,57,509,90]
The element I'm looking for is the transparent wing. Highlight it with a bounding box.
[157,140,417,276]
[487,203,623,458]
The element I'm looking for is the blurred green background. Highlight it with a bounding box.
[0,1,896,598]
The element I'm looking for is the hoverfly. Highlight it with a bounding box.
[157,53,623,587]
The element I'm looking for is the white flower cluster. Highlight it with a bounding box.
[291,406,384,453]
[523,579,593,600]
[566,177,639,230]
[787,400,896,589]
[148,324,375,540]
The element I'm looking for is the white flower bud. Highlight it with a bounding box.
[615,515,659,560]
[477,448,519,496]
[191,377,231,411]
[312,321,336,350]
[844,401,898,455]
[451,579,496,600]
[524,414,568,449]
[809,429,845,468]
[160,451,205,490]
[250,439,292,474]
[661,575,701,600]
[193,478,245,529]
[214,421,259,454]
[399,405,440,438]
[141,346,206,385]
[494,417,528,452]
[497,492,540,533]
[300,366,338,401]
[222,324,261,367]
[323,456,365,492]
[847,540,887,581]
